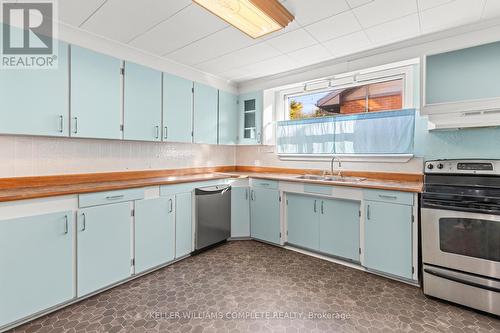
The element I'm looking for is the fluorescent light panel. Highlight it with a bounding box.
[193,0,294,38]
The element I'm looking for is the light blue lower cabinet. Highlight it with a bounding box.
[0,211,74,328]
[77,202,131,297]
[231,187,250,238]
[364,200,413,279]
[319,199,360,261]
[134,197,174,274]
[250,188,280,244]
[286,194,319,250]
[175,192,193,258]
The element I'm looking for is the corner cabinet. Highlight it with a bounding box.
[193,82,218,144]
[0,211,74,327]
[70,45,122,139]
[0,41,69,136]
[218,90,239,145]
[250,180,280,244]
[363,190,414,280]
[163,74,193,143]
[238,91,263,145]
[123,62,162,141]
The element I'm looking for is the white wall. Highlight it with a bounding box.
[0,135,236,177]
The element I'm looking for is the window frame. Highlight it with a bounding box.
[275,63,416,161]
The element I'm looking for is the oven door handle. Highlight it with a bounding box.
[424,266,500,293]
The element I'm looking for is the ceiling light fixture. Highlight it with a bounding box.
[193,0,294,39]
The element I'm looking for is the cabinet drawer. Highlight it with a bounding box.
[251,178,278,189]
[363,189,413,206]
[79,188,144,208]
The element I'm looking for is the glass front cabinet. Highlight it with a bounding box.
[238,91,263,145]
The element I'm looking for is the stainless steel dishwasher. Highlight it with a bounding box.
[195,184,231,251]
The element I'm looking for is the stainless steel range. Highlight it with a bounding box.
[422,159,500,316]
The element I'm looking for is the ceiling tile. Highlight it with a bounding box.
[80,0,191,43]
[346,0,374,8]
[196,43,282,73]
[229,55,299,80]
[417,0,455,11]
[129,4,227,55]
[287,44,333,67]
[365,14,420,45]
[265,29,317,53]
[482,0,500,19]
[353,0,418,28]
[166,27,257,65]
[285,0,350,25]
[322,31,372,57]
[420,0,485,34]
[58,0,106,26]
[305,11,361,42]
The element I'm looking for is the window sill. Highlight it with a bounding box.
[277,154,414,163]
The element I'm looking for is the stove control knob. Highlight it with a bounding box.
[437,163,444,169]
[427,164,434,170]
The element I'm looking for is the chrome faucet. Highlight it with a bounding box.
[331,156,342,177]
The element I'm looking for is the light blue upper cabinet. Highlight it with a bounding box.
[364,200,413,279]
[77,202,131,296]
[238,91,263,145]
[231,187,250,238]
[218,90,238,145]
[250,187,280,244]
[424,41,500,112]
[286,194,319,250]
[319,198,360,262]
[175,192,193,258]
[0,41,69,136]
[0,211,73,328]
[193,82,218,144]
[123,62,162,141]
[135,197,174,274]
[70,45,122,139]
[163,73,193,143]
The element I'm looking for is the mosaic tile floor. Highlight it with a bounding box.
[10,240,500,333]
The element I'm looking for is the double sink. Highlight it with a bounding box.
[296,174,366,183]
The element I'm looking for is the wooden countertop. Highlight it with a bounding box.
[0,166,423,202]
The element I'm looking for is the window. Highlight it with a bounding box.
[276,62,417,157]
[286,79,403,120]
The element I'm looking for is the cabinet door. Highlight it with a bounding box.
[238,91,262,145]
[175,192,192,258]
[364,201,413,279]
[70,45,122,139]
[135,197,174,274]
[250,188,280,244]
[123,62,162,141]
[320,199,360,261]
[77,202,131,296]
[193,82,218,144]
[0,212,73,327]
[0,41,69,136]
[163,74,193,143]
[218,90,238,145]
[231,187,250,238]
[286,194,319,250]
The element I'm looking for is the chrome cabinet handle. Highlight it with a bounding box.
[168,198,173,213]
[81,213,86,231]
[106,195,124,200]
[251,190,255,201]
[64,215,68,234]
[379,194,397,200]
[321,201,324,214]
[164,126,168,140]
[367,205,371,220]
[58,115,63,133]
[314,200,317,213]
[72,117,78,134]
[245,188,248,200]
[155,126,159,139]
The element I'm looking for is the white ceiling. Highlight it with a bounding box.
[59,0,500,83]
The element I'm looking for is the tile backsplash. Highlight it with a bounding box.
[0,136,236,177]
